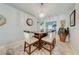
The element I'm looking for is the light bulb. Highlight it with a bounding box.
[39,13,45,18]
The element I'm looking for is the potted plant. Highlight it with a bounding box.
[58,27,66,42]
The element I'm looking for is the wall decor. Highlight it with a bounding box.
[26,18,33,26]
[70,10,76,27]
[0,15,6,26]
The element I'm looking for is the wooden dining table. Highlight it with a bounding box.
[24,30,48,50]
[24,30,57,55]
[34,32,47,50]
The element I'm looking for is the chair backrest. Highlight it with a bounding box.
[24,32,34,40]
[48,32,56,39]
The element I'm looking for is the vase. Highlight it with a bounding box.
[59,33,66,42]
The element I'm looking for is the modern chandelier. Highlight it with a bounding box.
[39,3,45,18]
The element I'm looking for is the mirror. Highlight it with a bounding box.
[26,18,33,26]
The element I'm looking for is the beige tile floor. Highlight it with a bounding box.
[0,37,77,55]
[13,39,77,55]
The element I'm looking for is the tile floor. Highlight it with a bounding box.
[0,38,77,55]
[13,39,76,55]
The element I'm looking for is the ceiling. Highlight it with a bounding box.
[7,3,75,20]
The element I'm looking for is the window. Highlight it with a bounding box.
[46,21,56,32]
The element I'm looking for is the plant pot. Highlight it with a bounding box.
[59,33,66,42]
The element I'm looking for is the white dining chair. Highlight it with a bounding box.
[24,32,39,55]
[41,32,56,55]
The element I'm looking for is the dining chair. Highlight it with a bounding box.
[24,32,39,55]
[41,32,56,55]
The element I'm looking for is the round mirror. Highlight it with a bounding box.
[26,18,33,26]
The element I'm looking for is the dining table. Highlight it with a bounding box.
[34,32,47,50]
[24,30,56,54]
[24,30,48,50]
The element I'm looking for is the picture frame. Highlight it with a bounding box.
[0,15,6,26]
[70,10,76,27]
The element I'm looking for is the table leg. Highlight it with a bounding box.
[38,34,41,50]
[38,39,41,50]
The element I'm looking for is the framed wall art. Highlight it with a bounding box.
[0,15,6,26]
[70,10,76,27]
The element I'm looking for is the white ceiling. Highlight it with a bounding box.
[7,3,75,19]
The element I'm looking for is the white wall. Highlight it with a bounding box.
[0,4,25,46]
[23,13,40,32]
[69,4,79,54]
[0,4,39,47]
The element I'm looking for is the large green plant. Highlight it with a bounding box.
[58,28,66,35]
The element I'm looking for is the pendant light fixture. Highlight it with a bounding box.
[39,3,45,18]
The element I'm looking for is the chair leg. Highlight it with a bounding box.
[53,39,56,48]
[29,45,31,55]
[50,45,52,55]
[24,42,26,52]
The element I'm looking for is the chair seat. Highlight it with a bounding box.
[25,37,39,44]
[24,32,39,55]
[41,35,56,55]
[24,37,39,55]
[42,36,55,43]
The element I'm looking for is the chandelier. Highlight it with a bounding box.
[39,3,45,18]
